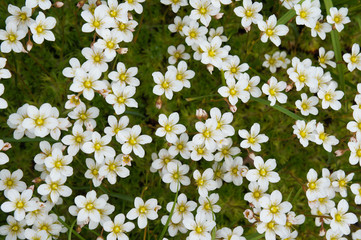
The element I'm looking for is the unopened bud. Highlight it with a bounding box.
[128,12,133,20]
[32,177,42,184]
[96,237,104,240]
[76,226,82,233]
[77,0,85,8]
[335,149,347,157]
[319,228,326,237]
[206,64,214,74]
[28,185,35,191]
[248,152,256,160]
[96,0,102,6]
[240,166,248,177]
[243,209,256,223]
[244,25,251,32]
[117,48,128,55]
[196,108,208,120]
[2,143,11,151]
[26,40,33,52]
[85,122,94,132]
[214,13,224,20]
[229,105,237,113]
[54,1,64,8]
[156,96,162,109]
[285,83,293,92]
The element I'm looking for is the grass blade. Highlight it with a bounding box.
[277,0,305,25]
[158,185,179,240]
[68,219,77,240]
[251,97,305,121]
[54,215,86,240]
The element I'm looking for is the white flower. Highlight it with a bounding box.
[0,22,26,53]
[188,142,214,161]
[350,183,361,204]
[193,169,217,197]
[348,136,361,165]
[318,47,336,68]
[295,93,319,116]
[161,215,187,237]
[292,120,316,147]
[197,193,221,219]
[152,71,182,100]
[81,6,115,34]
[218,77,249,105]
[183,214,216,240]
[262,77,287,106]
[168,15,191,36]
[234,0,263,29]
[98,0,128,23]
[210,107,235,137]
[312,67,332,93]
[6,5,34,31]
[103,213,135,240]
[258,15,289,46]
[0,215,26,240]
[168,133,191,159]
[216,226,246,240]
[168,44,190,64]
[99,155,130,184]
[332,170,353,197]
[82,47,112,72]
[313,122,339,152]
[244,182,268,208]
[155,112,186,143]
[108,62,140,87]
[305,168,330,201]
[151,148,179,172]
[326,7,350,32]
[0,169,26,194]
[167,60,195,89]
[94,29,122,59]
[215,138,240,162]
[166,193,197,224]
[162,161,190,192]
[1,189,38,221]
[0,140,9,164]
[62,124,92,156]
[239,123,269,152]
[37,175,72,203]
[26,0,52,10]
[193,119,223,151]
[24,229,48,240]
[105,115,129,138]
[22,103,58,138]
[330,199,357,235]
[199,36,228,69]
[246,156,280,188]
[161,0,188,13]
[70,68,107,100]
[29,12,56,44]
[259,190,292,225]
[124,0,145,14]
[222,55,249,80]
[223,156,245,186]
[114,20,138,42]
[118,125,152,158]
[343,43,361,72]
[311,19,332,40]
[182,21,208,46]
[189,0,220,27]
[289,64,317,91]
[74,190,107,223]
[317,81,344,110]
[208,26,227,42]
[68,103,99,128]
[44,148,73,181]
[106,82,138,115]
[294,0,321,28]
[82,131,116,164]
[84,158,103,187]
[263,52,281,73]
[126,197,160,229]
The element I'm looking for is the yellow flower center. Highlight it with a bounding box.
[93,20,100,27]
[286,221,292,227]
[248,137,256,144]
[35,118,44,126]
[176,74,183,80]
[203,130,210,138]
[55,160,62,168]
[324,93,332,101]
[229,88,237,96]
[51,183,58,190]
[351,56,357,63]
[319,56,325,63]
[270,205,279,214]
[110,10,117,17]
[106,41,115,49]
[6,179,13,186]
[80,113,87,120]
[164,158,170,164]
[117,96,126,104]
[208,49,216,57]
[301,103,308,110]
[179,206,185,212]
[109,163,116,171]
[253,191,260,198]
[16,201,24,208]
[93,55,101,62]
[357,149,361,157]
[94,143,102,151]
[309,182,316,190]
[300,10,307,18]
[339,179,346,187]
[75,136,83,143]
[199,7,207,14]
[20,13,27,21]
[245,10,253,17]
[174,52,180,58]
[319,132,327,141]
[113,226,121,233]
[11,225,19,231]
[267,221,275,229]
[259,168,267,176]
[165,124,172,132]
[119,23,126,31]
[196,178,204,186]
[335,213,342,222]
[177,144,183,150]
[299,75,305,82]
[319,198,325,203]
[139,206,147,214]
[204,203,211,210]
[222,149,228,155]
[161,81,169,89]
[230,67,237,73]
[300,130,307,138]
[92,169,98,175]
[36,25,44,33]
[266,28,274,37]
[173,173,179,179]
[86,203,94,210]
[197,147,204,154]
[129,137,137,145]
[84,80,92,88]
[40,225,48,231]
[269,88,276,96]
[334,16,341,23]
[190,31,196,38]
[195,226,203,233]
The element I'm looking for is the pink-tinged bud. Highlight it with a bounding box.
[240,166,248,177]
[156,96,162,109]
[128,12,133,20]
[117,48,128,54]
[154,205,161,212]
[32,177,43,184]
[243,209,256,223]
[244,25,251,32]
[77,0,85,8]
[214,13,224,20]
[85,122,94,132]
[76,226,82,233]
[229,105,237,113]
[26,40,33,52]
[2,143,12,151]
[196,108,208,120]
[350,136,357,142]
[54,1,64,8]
[248,152,256,160]
[96,237,104,240]
[335,149,347,157]
[206,64,214,74]
[285,83,293,92]
[28,185,35,191]
[319,228,326,237]
[96,0,102,6]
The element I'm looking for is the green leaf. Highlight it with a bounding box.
[245,233,265,240]
[251,97,305,121]
[277,0,305,25]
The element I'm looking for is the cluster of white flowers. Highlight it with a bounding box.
[0,0,360,239]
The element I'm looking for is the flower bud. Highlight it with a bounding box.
[54,1,64,8]
[85,122,94,132]
[243,209,256,223]
[248,152,256,160]
[77,0,85,8]
[206,64,214,74]
[335,149,347,157]
[214,13,224,20]
[156,96,162,109]
[285,83,293,92]
[32,177,42,184]
[26,40,33,52]
[244,25,251,32]
[229,105,237,113]
[350,136,357,143]
[319,228,326,236]
[196,108,208,120]
[128,12,133,20]
[96,237,104,240]
[117,48,128,55]
[28,185,35,191]
[2,142,11,151]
